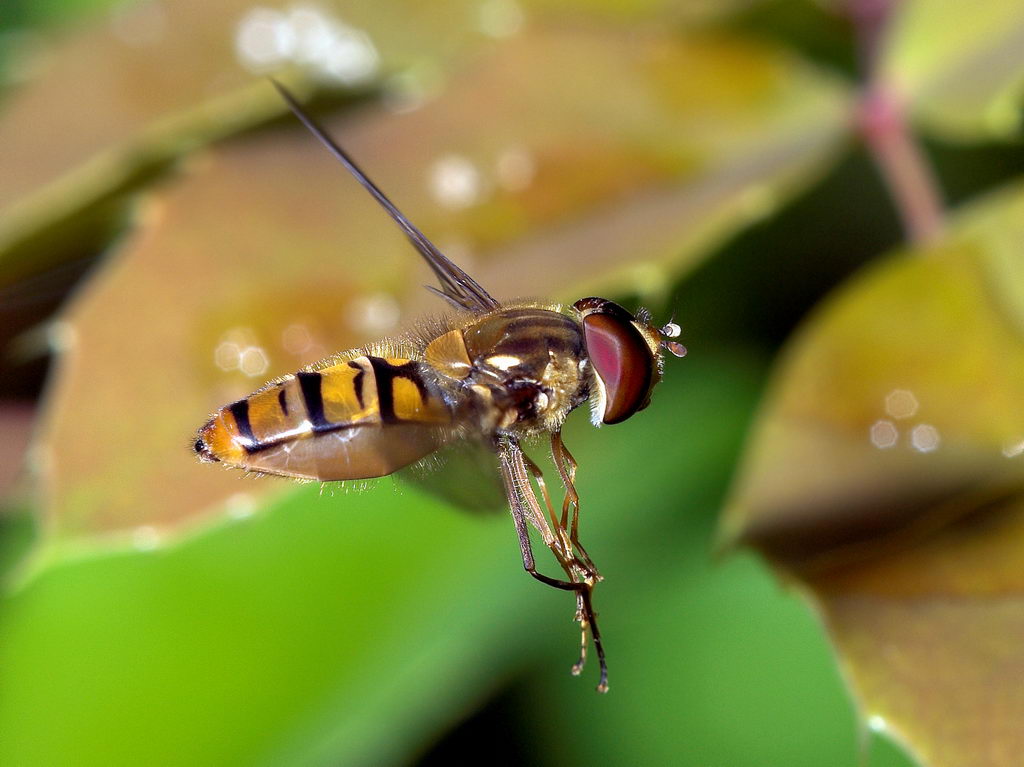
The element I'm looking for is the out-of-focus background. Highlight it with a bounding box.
[2,1,1024,765]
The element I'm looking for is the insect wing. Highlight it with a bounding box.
[272,81,500,314]
[395,438,507,514]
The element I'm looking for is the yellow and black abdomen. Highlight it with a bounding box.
[195,356,454,480]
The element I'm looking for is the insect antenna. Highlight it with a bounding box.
[657,312,687,357]
[270,80,499,313]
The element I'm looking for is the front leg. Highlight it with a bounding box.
[550,430,600,578]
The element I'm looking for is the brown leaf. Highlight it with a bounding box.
[722,181,1024,767]
[0,0,505,291]
[0,0,771,293]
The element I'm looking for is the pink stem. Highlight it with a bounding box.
[849,0,946,245]
[858,84,945,245]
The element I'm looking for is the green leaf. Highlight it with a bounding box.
[722,179,1024,767]
[881,0,1024,141]
[529,547,917,767]
[31,23,849,545]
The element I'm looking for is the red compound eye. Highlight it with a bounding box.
[579,306,655,425]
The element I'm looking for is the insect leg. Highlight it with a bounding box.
[546,432,602,676]
[518,445,590,668]
[520,449,572,562]
[499,437,609,693]
[550,431,599,578]
[498,439,571,580]
[550,430,577,531]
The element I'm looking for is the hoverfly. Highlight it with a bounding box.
[193,81,686,692]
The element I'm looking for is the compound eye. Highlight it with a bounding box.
[581,312,654,424]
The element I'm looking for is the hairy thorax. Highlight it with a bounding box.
[424,305,590,437]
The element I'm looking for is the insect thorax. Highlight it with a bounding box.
[424,306,590,436]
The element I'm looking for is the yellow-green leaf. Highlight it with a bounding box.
[882,0,1024,141]
[722,180,1024,767]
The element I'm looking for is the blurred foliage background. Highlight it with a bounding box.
[2,1,1024,765]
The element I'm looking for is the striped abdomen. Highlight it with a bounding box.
[195,356,454,480]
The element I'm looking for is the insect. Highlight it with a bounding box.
[193,81,686,692]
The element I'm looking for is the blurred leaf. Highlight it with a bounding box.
[0,0,516,291]
[521,0,764,22]
[32,23,849,546]
[722,180,1024,767]
[0,0,781,294]
[881,0,1024,141]
[0,507,36,585]
[2,353,767,767]
[0,402,34,500]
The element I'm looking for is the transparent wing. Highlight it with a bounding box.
[394,438,506,514]
[272,81,500,314]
